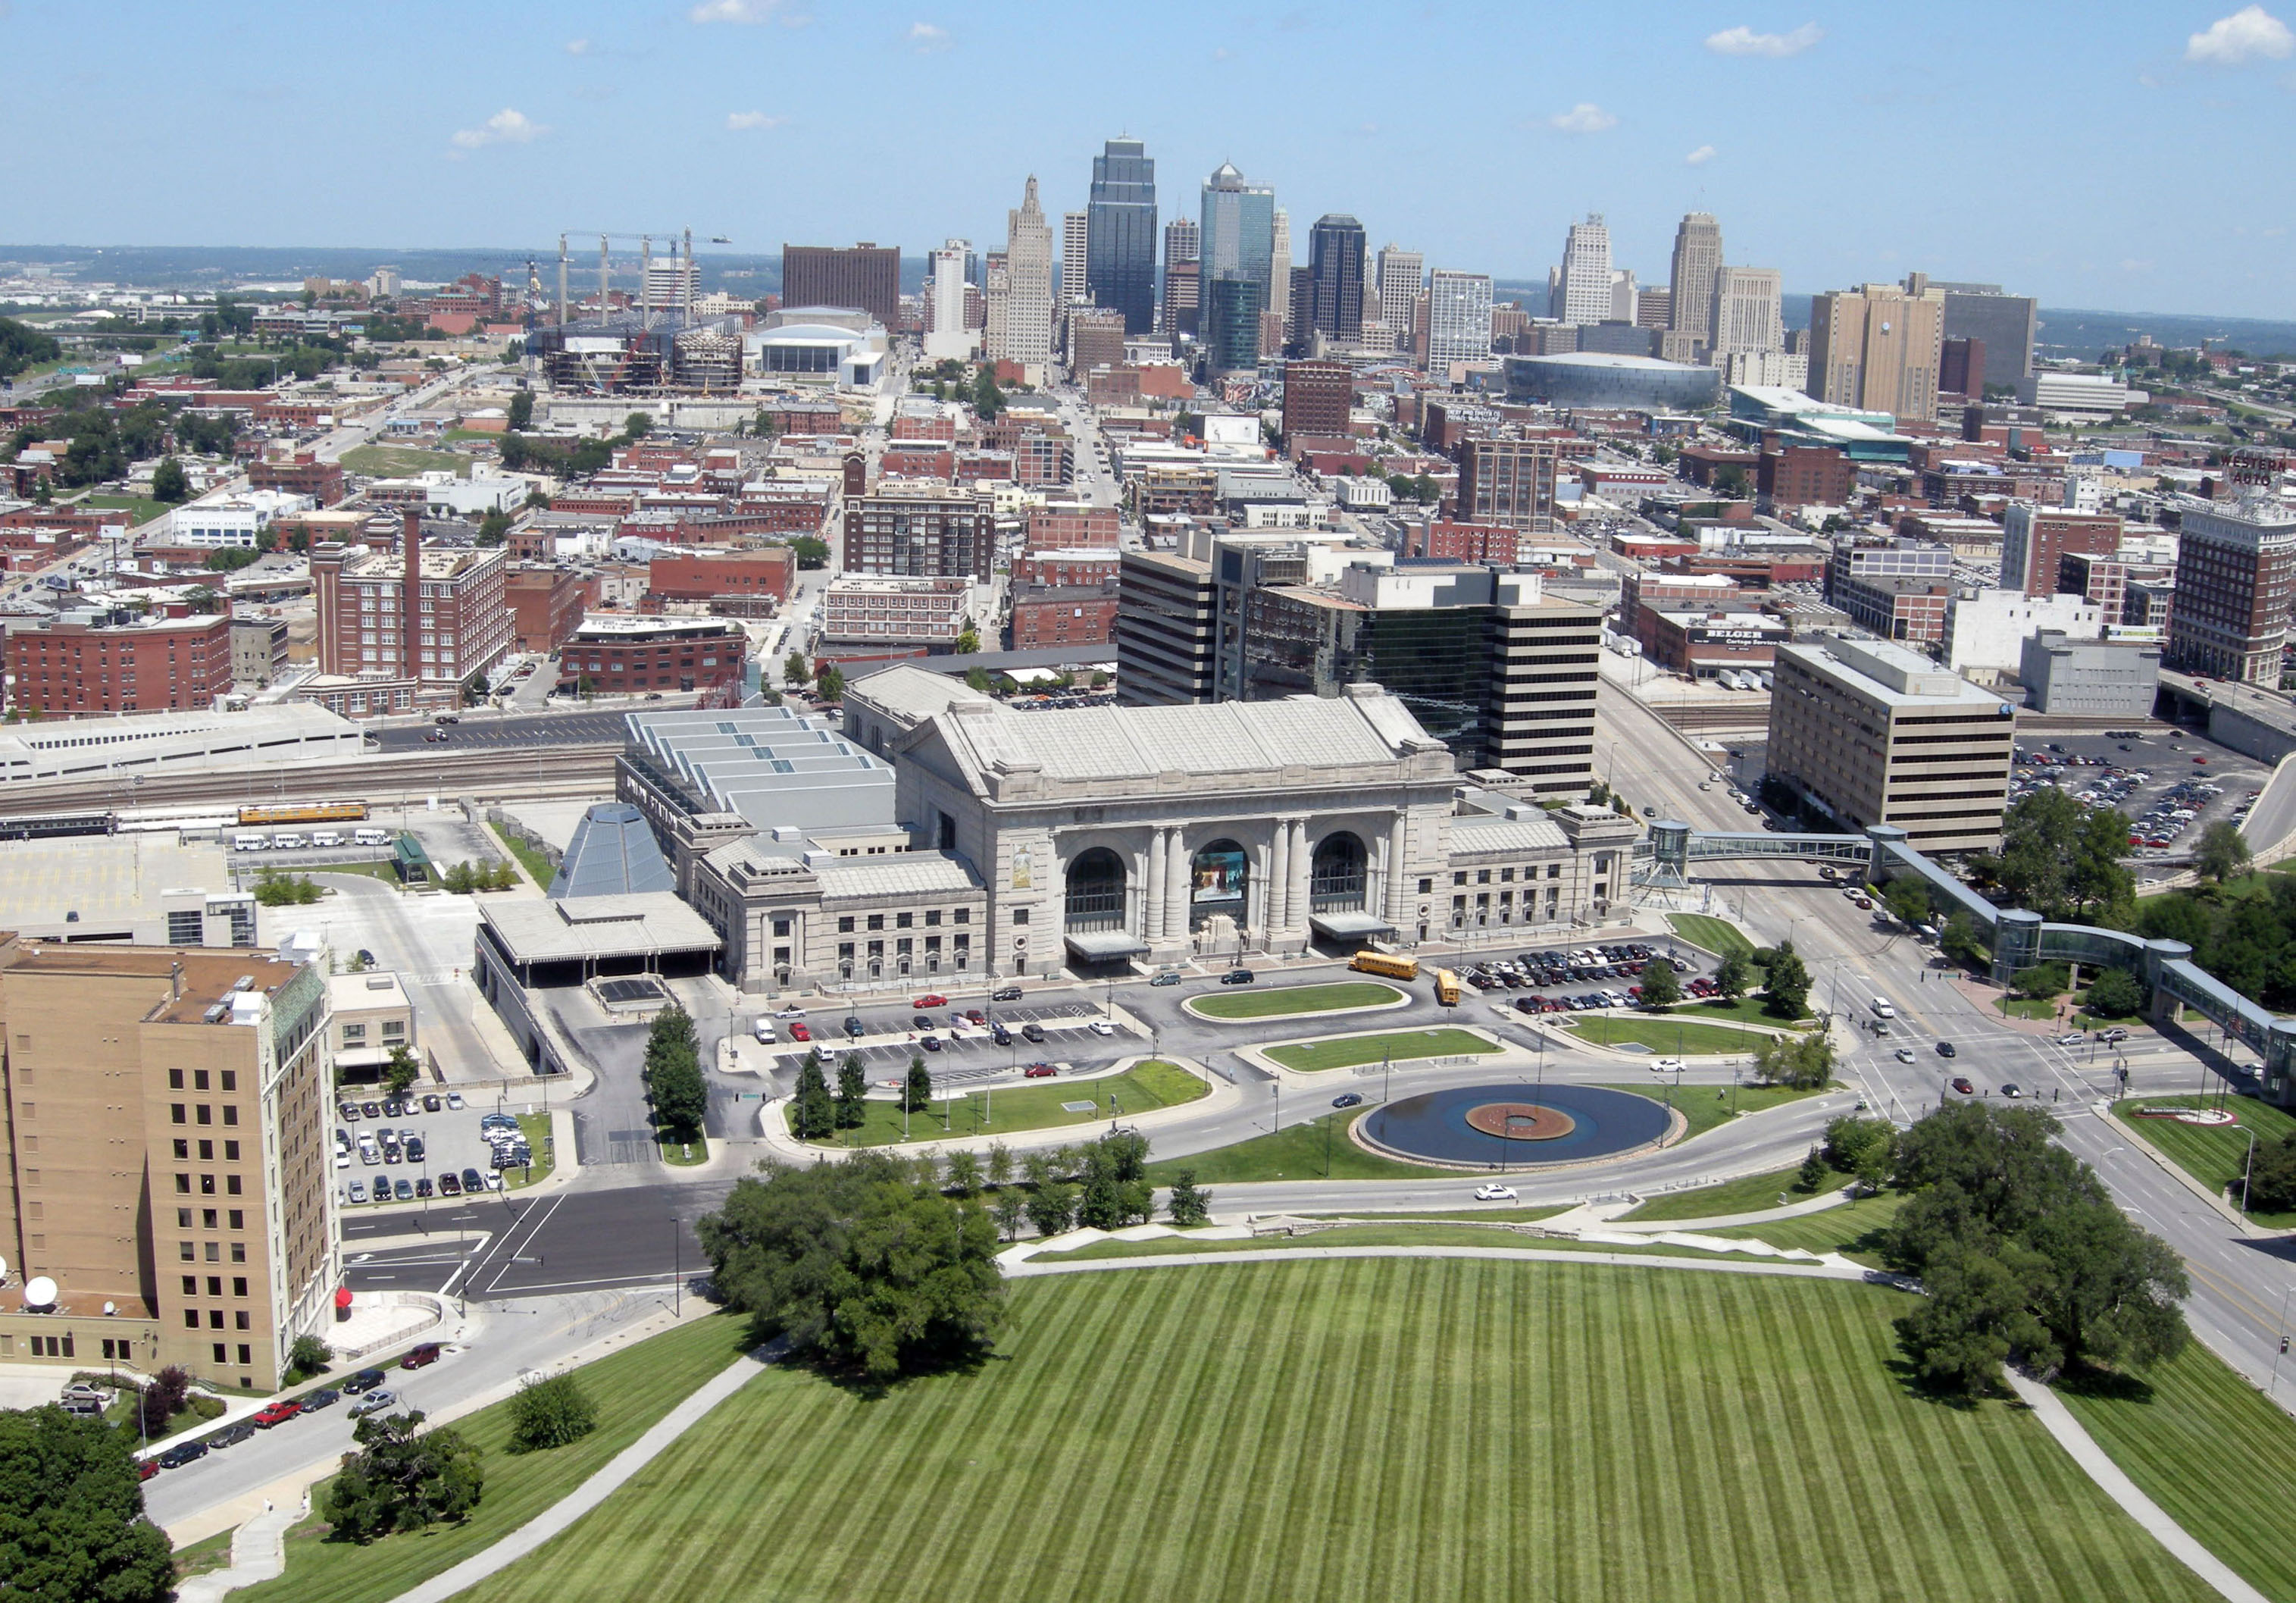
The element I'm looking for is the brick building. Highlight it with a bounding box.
[1454,438,1559,531]
[6,612,232,717]
[646,548,795,606]
[505,566,589,653]
[1406,521,1521,564]
[1999,505,2122,598]
[1009,586,1120,650]
[1027,506,1121,549]
[310,514,512,697]
[842,489,994,581]
[247,451,346,506]
[819,575,973,649]
[1012,549,1121,588]
[1281,360,1352,443]
[1757,444,1856,509]
[563,616,746,695]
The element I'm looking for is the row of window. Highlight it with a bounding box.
[173,1138,242,1161]
[174,1173,245,1196]
[1453,863,1566,886]
[834,907,970,934]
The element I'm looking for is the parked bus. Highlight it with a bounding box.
[1433,969,1462,1007]
[238,801,369,827]
[1350,951,1421,981]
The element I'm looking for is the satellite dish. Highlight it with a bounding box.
[24,1276,58,1309]
[103,1301,117,1317]
[0,1256,8,1281]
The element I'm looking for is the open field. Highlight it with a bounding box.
[233,1313,751,1603]
[1666,913,1754,956]
[2115,1095,2296,1228]
[1265,1027,1498,1072]
[1566,1014,1776,1055]
[799,1060,1207,1148]
[1187,981,1403,1020]
[1617,1160,1853,1223]
[338,443,472,478]
[77,492,172,527]
[471,1261,2216,1603]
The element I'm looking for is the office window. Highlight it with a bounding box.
[924,910,941,927]
[206,1276,222,1297]
[237,1344,252,1367]
[198,1140,213,1161]
[954,908,970,925]
[196,1105,211,1126]
[179,1241,195,1261]
[174,1139,189,1160]
[181,1276,198,1296]
[194,1071,209,1091]
[1012,908,1029,925]
[232,1277,247,1298]
[205,1242,220,1262]
[170,1104,186,1125]
[227,1209,242,1229]
[221,1071,236,1092]
[174,1173,191,1194]
[224,1141,240,1162]
[868,914,885,931]
[202,1209,219,1229]
[231,1242,246,1263]
[169,1069,185,1089]
[187,1311,202,1329]
[176,1208,192,1229]
[236,1311,250,1331]
[212,1342,227,1363]
[838,918,857,935]
[226,1176,242,1196]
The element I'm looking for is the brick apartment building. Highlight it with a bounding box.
[1027,506,1121,549]
[1453,438,1559,531]
[247,451,346,506]
[1407,521,1520,564]
[2000,505,2122,597]
[0,940,336,1392]
[1281,360,1352,443]
[563,616,746,695]
[646,548,795,606]
[819,575,972,649]
[7,612,232,716]
[842,490,994,581]
[505,566,589,653]
[310,514,512,697]
[1009,586,1120,650]
[1012,550,1121,588]
[1758,444,1856,509]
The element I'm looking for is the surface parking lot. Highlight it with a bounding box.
[330,1090,547,1210]
[2011,728,2267,863]
[755,997,1131,1088]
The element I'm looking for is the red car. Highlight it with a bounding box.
[912,993,948,1009]
[1023,1063,1059,1078]
[253,1401,301,1429]
[788,1022,811,1041]
[137,1459,158,1482]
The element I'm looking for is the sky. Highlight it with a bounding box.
[7,1,2294,318]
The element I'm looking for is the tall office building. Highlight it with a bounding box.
[1708,266,1784,355]
[1939,337,1985,399]
[1281,359,1352,442]
[1162,258,1200,340]
[1163,216,1200,268]
[1060,211,1090,305]
[2000,504,2121,598]
[1608,269,1638,326]
[1554,214,1613,326]
[988,177,1055,368]
[1085,136,1157,334]
[1203,272,1263,374]
[1268,208,1292,329]
[780,243,900,328]
[1198,164,1275,309]
[1115,549,1216,706]
[1456,438,1560,531]
[1929,280,2039,381]
[1425,271,1494,374]
[923,240,975,362]
[1377,246,1423,357]
[2167,495,2296,684]
[1806,281,1946,424]
[1666,213,1724,346]
[1306,214,1367,342]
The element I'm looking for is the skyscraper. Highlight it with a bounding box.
[989,177,1055,369]
[1163,216,1200,267]
[1268,208,1292,329]
[1709,266,1783,355]
[1161,218,1200,338]
[1086,136,1157,334]
[1555,214,1613,326]
[1306,214,1366,342]
[1198,163,1275,311]
[1806,281,1946,423]
[780,243,900,328]
[1060,211,1090,305]
[1666,213,1724,346]
[924,240,974,362]
[1425,271,1494,374]
[1203,272,1263,375]
[1377,246,1423,357]
[1929,280,2039,381]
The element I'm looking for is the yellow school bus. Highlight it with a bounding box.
[1350,950,1421,981]
[1433,969,1462,1006]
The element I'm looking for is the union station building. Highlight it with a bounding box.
[628,665,1640,992]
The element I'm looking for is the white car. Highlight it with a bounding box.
[1087,1019,1116,1036]
[446,1091,465,1110]
[1473,1184,1519,1202]
[753,1019,777,1044]
[2054,1032,2085,1047]
[777,1005,807,1019]
[1894,1048,1916,1063]
[1650,1057,1684,1076]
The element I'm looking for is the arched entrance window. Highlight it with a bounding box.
[1189,838,1248,931]
[1310,832,1368,913]
[1065,847,1128,933]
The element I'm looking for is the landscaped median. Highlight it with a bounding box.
[1184,980,1407,1022]
[1665,912,1755,956]
[1262,1026,1501,1073]
[793,1059,1209,1148]
[1562,1013,1781,1055]
[2110,1094,2296,1228]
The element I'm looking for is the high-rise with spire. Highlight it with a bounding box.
[1667,212,1725,348]
[990,174,1055,368]
[1085,136,1158,334]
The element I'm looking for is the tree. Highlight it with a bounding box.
[971,368,1005,420]
[2012,963,2071,1002]
[507,1373,596,1453]
[287,1334,334,1381]
[782,650,812,688]
[696,1153,1006,1379]
[1638,959,1681,1010]
[1940,911,1988,970]
[1712,950,1751,1002]
[507,390,534,429]
[902,1055,933,1114]
[136,1367,191,1439]
[2197,820,2254,884]
[1166,1170,1212,1226]
[2083,966,2144,1019]
[954,627,981,656]
[0,1405,174,1603]
[648,1039,709,1141]
[990,1188,1027,1241]
[790,535,830,569]
[1025,1182,1076,1238]
[1797,1148,1829,1191]
[835,1054,868,1129]
[2247,1135,2296,1213]
[1762,942,1812,1019]
[790,1050,835,1141]
[1822,1115,1894,1182]
[816,665,846,703]
[1882,877,1931,929]
[150,456,189,503]
[622,411,652,440]
[1750,1030,1834,1090]
[944,1149,983,1196]
[320,1410,486,1542]
[476,509,511,546]
[383,1044,421,1098]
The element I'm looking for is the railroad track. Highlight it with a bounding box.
[3,744,622,816]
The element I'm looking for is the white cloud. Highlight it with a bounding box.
[1685,143,1716,164]
[690,0,807,24]
[2185,5,2293,63]
[451,108,546,150]
[563,37,590,55]
[726,111,788,130]
[1705,22,1824,57]
[1548,102,1616,134]
[908,21,951,51]
[2120,258,2155,274]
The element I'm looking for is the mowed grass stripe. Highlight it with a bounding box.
[472,1263,2217,1603]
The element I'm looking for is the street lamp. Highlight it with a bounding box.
[672,1216,681,1315]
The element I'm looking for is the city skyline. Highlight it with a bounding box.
[2,3,2291,320]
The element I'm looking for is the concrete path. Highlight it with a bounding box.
[2004,1369,2270,1603]
[1002,1242,1882,1284]
[1599,1185,1858,1233]
[174,1501,301,1603]
[384,1343,780,1603]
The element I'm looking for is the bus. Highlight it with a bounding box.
[1433,969,1462,1007]
[1350,950,1421,981]
[238,802,370,827]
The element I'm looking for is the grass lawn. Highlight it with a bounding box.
[800,1060,1208,1148]
[1666,913,1754,956]
[1592,1081,1822,1141]
[1055,1224,1716,1260]
[1707,1194,1903,1264]
[339,443,471,478]
[172,1528,235,1582]
[501,1112,554,1191]
[2060,1339,2296,1603]
[226,1313,752,1602]
[1663,995,1813,1028]
[1187,981,1403,1021]
[77,492,171,527]
[1618,1160,1856,1223]
[1144,1110,1458,1185]
[1566,1014,1778,1055]
[471,1262,2216,1603]
[106,1391,224,1444]
[2116,1095,2296,1228]
[656,1128,707,1166]
[1265,1027,1499,1072]
[488,822,556,888]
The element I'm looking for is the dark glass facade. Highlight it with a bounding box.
[1240,591,1491,763]
[1306,214,1366,341]
[1086,138,1158,335]
[1203,271,1262,375]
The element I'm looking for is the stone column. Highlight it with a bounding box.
[1386,812,1411,925]
[1145,828,1165,944]
[1268,822,1290,939]
[1163,827,1188,941]
[1287,819,1311,937]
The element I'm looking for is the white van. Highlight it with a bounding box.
[232,833,267,852]
[1870,996,1897,1019]
[271,832,306,850]
[752,1017,777,1044]
[310,830,343,848]
[352,828,392,847]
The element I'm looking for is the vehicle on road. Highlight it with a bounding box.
[210,1421,258,1447]
[253,1401,301,1429]
[2054,1032,2085,1046]
[349,1389,399,1418]
[777,1004,806,1019]
[2099,1026,2129,1043]
[1332,1092,1364,1108]
[157,1441,210,1469]
[1894,1048,1916,1063]
[1350,950,1420,980]
[1474,1184,1518,1201]
[402,1342,442,1370]
[300,1389,341,1410]
[2001,1083,2023,1098]
[1936,1041,1957,1057]
[992,987,1024,1002]
[1950,1077,1975,1095]
[1221,968,1256,986]
[1433,969,1462,1006]
[1023,1063,1058,1078]
[1149,972,1181,987]
[137,1459,158,1482]
[1650,1057,1684,1076]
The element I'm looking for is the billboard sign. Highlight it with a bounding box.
[1191,845,1247,905]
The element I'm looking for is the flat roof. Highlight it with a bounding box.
[478,894,720,964]
[0,835,231,928]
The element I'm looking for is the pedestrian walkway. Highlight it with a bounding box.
[2004,1369,2269,1603]
[1003,1241,1878,1284]
[175,1500,301,1603]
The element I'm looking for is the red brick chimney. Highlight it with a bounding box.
[402,509,421,682]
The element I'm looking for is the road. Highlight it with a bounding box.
[369,708,630,753]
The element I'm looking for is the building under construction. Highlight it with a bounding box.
[525,228,745,396]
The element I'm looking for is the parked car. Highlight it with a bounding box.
[920,1035,942,1052]
[343,1367,389,1395]
[1149,972,1181,987]
[348,1389,399,1419]
[1087,1019,1116,1036]
[252,1401,301,1429]
[348,1180,368,1204]
[210,1421,258,1448]
[422,1093,443,1113]
[439,1172,462,1197]
[299,1389,341,1411]
[1021,1022,1046,1043]
[912,993,948,1009]
[991,1024,1012,1046]
[401,1342,442,1370]
[461,1167,486,1192]
[1221,968,1256,985]
[157,1440,210,1469]
[446,1091,465,1110]
[1473,1184,1519,1201]
[992,987,1024,1002]
[843,1016,865,1038]
[789,1022,812,1042]
[1023,1063,1059,1078]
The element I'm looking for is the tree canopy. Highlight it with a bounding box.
[644,1004,709,1140]
[321,1410,486,1542]
[0,315,63,380]
[696,1152,1006,1379]
[2135,873,2296,1007]
[0,1406,174,1603]
[1972,789,2134,924]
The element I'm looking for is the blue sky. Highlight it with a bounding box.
[8,2,2293,317]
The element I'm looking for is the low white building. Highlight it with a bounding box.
[165,490,311,548]
[2016,371,2144,422]
[1943,588,2102,683]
